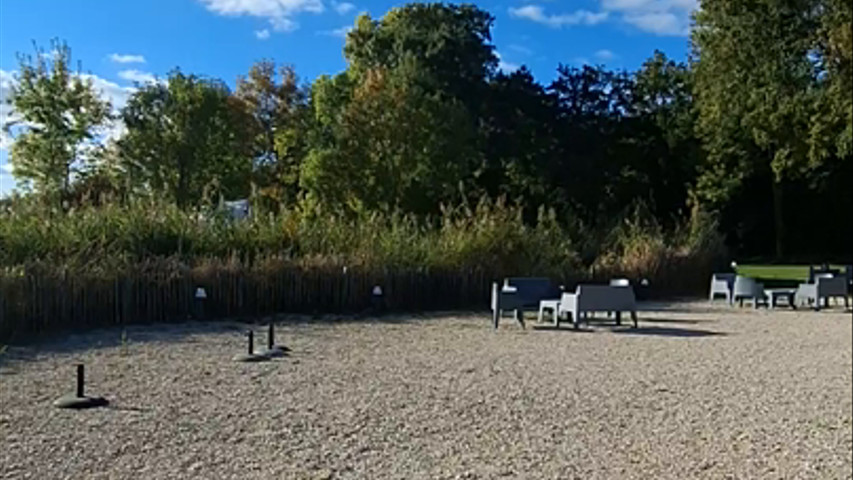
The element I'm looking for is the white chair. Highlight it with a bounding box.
[732,276,767,308]
[709,273,736,304]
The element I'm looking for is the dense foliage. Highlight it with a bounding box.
[2,1,851,274]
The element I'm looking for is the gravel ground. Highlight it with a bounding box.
[1,301,851,479]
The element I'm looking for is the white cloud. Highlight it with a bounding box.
[333,1,355,14]
[508,5,609,28]
[623,12,685,35]
[496,52,521,73]
[508,0,696,36]
[1,70,22,151]
[118,69,157,84]
[594,49,617,61]
[0,163,14,197]
[508,44,533,56]
[600,0,696,35]
[255,28,271,39]
[108,53,146,64]
[318,26,352,38]
[197,0,324,32]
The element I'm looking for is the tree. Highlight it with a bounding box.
[548,64,634,220]
[302,66,477,215]
[809,0,852,162]
[118,70,251,207]
[478,67,560,215]
[344,3,497,104]
[302,3,497,215]
[235,61,310,208]
[629,51,699,222]
[692,0,823,257]
[4,41,111,208]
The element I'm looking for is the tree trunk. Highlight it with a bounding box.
[771,178,785,259]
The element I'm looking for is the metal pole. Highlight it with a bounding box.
[247,331,254,355]
[76,364,84,398]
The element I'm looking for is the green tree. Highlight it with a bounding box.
[628,51,699,222]
[302,3,496,215]
[809,0,852,162]
[118,70,251,207]
[692,0,823,257]
[344,3,496,104]
[548,64,634,220]
[478,67,560,215]
[302,66,476,215]
[4,41,111,208]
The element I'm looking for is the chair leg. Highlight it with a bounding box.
[631,311,638,328]
[493,308,500,329]
[615,311,622,326]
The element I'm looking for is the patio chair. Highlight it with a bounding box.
[732,276,767,308]
[795,275,849,310]
[709,273,736,304]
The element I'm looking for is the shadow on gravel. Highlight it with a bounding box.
[531,325,593,333]
[639,302,726,315]
[0,321,249,368]
[610,325,727,337]
[0,311,481,367]
[638,317,708,325]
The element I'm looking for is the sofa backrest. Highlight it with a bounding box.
[575,285,636,311]
[816,276,847,296]
[733,276,761,297]
[503,277,561,306]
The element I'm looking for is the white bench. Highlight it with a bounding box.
[557,285,638,329]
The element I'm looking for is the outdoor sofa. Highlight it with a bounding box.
[795,275,849,310]
[491,277,562,328]
[557,283,638,330]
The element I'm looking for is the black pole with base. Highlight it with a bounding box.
[233,330,269,362]
[259,322,289,358]
[54,364,109,409]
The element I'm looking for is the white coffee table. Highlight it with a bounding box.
[765,288,796,309]
[538,299,561,324]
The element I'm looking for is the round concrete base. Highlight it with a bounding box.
[261,346,289,358]
[233,353,269,362]
[54,395,109,409]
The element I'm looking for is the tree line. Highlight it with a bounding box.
[3,0,851,260]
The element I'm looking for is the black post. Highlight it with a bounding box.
[247,330,254,355]
[268,323,274,350]
[76,364,84,398]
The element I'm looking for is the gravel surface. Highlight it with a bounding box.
[1,301,851,479]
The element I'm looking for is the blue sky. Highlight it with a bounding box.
[0,0,695,196]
